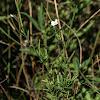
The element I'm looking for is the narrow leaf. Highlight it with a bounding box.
[81,59,90,68]
[38,3,43,30]
[0,15,10,21]
[89,77,100,83]
[27,30,30,40]
[73,57,79,74]
[21,12,41,31]
[0,27,20,45]
[67,51,75,63]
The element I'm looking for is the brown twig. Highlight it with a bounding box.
[9,85,35,98]
[28,0,32,45]
[54,0,68,59]
[76,9,100,33]
[28,1,33,99]
[17,0,30,90]
[0,75,8,84]
[2,42,15,54]
[7,19,15,30]
[82,59,100,75]
[68,9,100,46]
[0,84,11,100]
[60,19,82,67]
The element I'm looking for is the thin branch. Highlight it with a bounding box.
[7,19,15,30]
[9,85,29,94]
[76,9,100,33]
[28,0,32,45]
[0,40,10,46]
[68,9,100,46]
[60,19,82,67]
[82,59,100,74]
[2,42,15,54]
[16,0,30,89]
[9,85,35,98]
[0,75,8,84]
[54,0,68,59]
[0,84,11,100]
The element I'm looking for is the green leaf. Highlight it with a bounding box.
[0,15,10,21]
[81,59,90,68]
[27,30,30,40]
[57,74,60,84]
[89,77,100,83]
[15,0,23,27]
[72,57,79,74]
[38,3,43,30]
[19,0,22,10]
[67,51,75,63]
[83,20,95,33]
[38,39,41,56]
[0,27,20,45]
[48,45,55,52]
[46,93,57,100]
[20,48,37,56]
[21,12,41,31]
[82,87,92,100]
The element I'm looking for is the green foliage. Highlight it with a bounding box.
[38,3,44,30]
[0,15,10,20]
[81,59,90,69]
[21,12,41,31]
[42,70,76,99]
[73,57,79,74]
[0,0,100,100]
[0,27,20,45]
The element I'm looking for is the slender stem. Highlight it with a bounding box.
[15,0,23,27]
[16,0,30,90]
[90,29,100,61]
[54,0,68,59]
[28,0,32,45]
[0,84,11,100]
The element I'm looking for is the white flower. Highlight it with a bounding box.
[10,14,14,17]
[51,19,58,26]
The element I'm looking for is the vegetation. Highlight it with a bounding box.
[0,0,100,100]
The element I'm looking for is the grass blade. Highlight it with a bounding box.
[0,27,20,45]
[21,12,41,31]
[38,3,43,30]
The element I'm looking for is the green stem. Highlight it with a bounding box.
[90,29,100,61]
[0,27,20,45]
[15,0,23,28]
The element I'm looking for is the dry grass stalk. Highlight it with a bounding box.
[16,0,30,93]
[0,84,11,100]
[54,0,68,59]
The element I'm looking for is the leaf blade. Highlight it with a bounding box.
[21,12,41,31]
